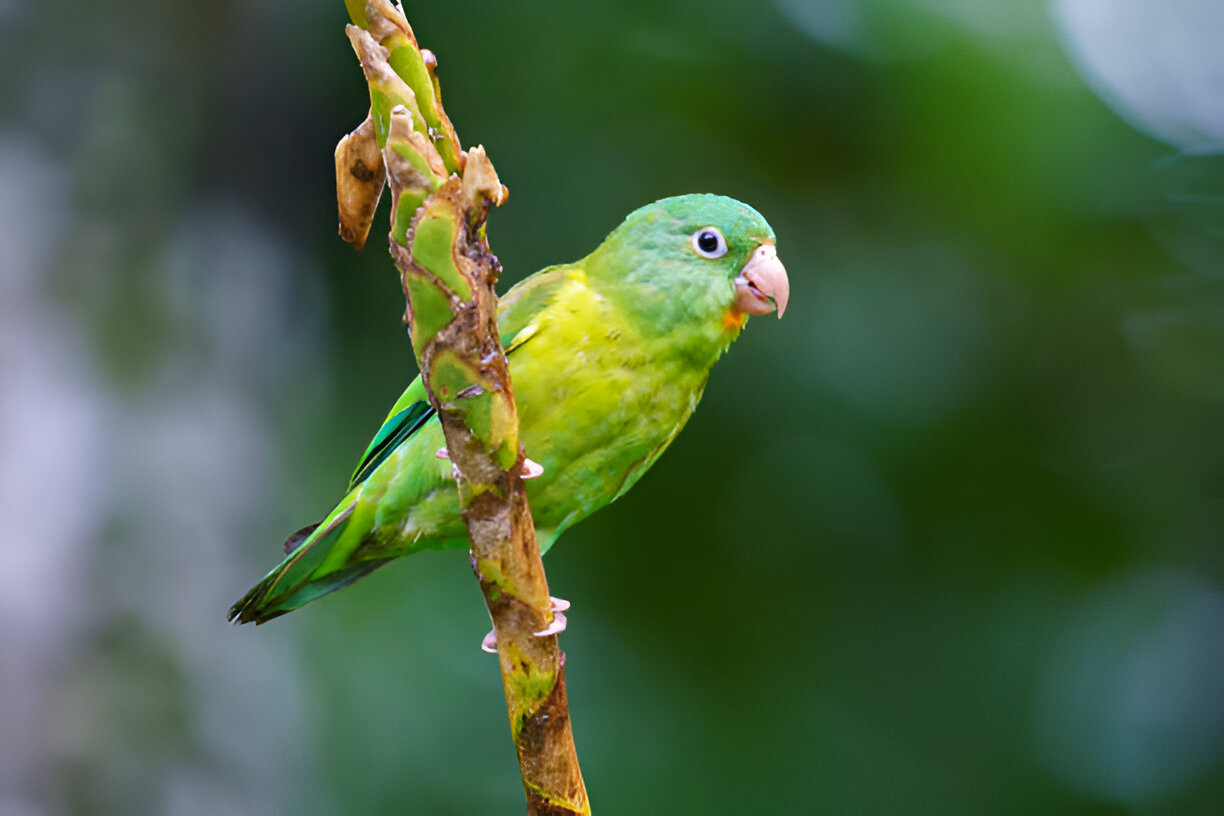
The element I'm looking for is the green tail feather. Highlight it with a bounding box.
[229,500,389,625]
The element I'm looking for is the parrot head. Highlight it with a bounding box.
[586,194,788,349]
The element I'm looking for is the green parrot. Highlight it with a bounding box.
[229,193,788,625]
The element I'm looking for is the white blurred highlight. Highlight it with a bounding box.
[0,130,327,813]
[0,137,106,804]
[1052,0,1224,153]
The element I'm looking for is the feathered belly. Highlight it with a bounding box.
[512,347,706,542]
[366,338,708,554]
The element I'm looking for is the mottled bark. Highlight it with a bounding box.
[338,2,589,813]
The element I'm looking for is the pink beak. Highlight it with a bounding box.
[733,242,789,318]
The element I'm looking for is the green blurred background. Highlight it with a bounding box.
[2,0,1222,813]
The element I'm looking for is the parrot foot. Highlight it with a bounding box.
[436,448,544,479]
[480,596,571,653]
[533,598,569,637]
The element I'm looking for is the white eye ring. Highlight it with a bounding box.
[691,227,728,259]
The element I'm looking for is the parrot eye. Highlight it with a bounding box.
[691,227,727,259]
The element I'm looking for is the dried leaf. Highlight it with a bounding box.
[334,114,386,250]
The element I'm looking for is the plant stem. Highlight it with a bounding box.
[338,3,590,812]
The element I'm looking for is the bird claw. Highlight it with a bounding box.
[435,448,460,480]
[438,448,543,480]
[533,611,567,638]
[480,596,571,653]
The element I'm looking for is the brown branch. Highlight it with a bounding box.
[338,3,589,812]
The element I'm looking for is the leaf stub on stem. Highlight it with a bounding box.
[341,2,590,813]
[334,114,386,250]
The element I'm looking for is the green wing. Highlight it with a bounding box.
[347,379,435,491]
[230,262,575,624]
[497,263,569,347]
[346,263,571,491]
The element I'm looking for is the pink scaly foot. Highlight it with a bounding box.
[480,596,571,653]
[437,448,544,480]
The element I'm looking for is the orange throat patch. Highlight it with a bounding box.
[722,307,749,332]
